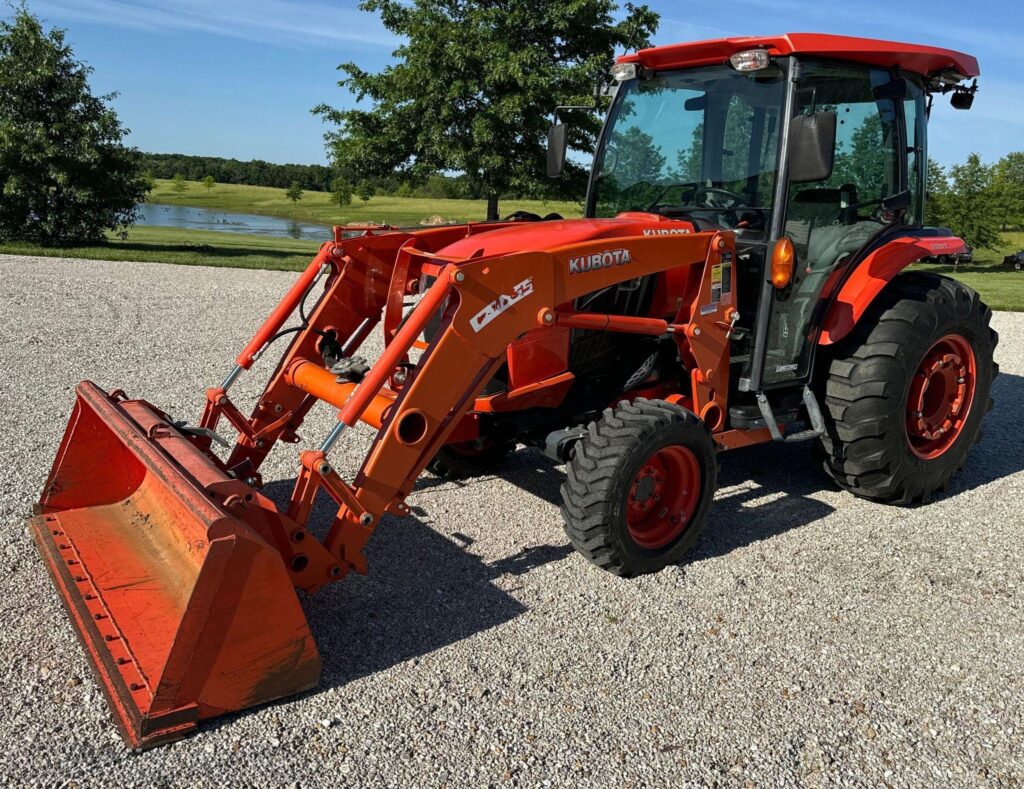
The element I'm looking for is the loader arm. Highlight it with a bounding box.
[269,228,736,578]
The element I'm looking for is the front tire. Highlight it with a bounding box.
[818,271,997,503]
[561,399,717,577]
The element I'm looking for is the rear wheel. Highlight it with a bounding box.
[561,399,717,577]
[818,271,997,503]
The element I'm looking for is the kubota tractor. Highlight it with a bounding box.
[30,34,997,747]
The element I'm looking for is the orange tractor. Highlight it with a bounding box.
[30,34,996,747]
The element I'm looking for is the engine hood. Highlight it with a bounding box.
[437,213,696,260]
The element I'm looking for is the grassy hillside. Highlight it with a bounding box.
[148,179,583,226]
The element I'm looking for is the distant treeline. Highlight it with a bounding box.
[139,153,336,192]
[138,153,532,201]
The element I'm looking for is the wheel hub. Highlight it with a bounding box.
[626,446,701,549]
[906,334,977,459]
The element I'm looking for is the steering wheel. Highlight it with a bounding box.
[693,186,748,209]
[647,183,748,213]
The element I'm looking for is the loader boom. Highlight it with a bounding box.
[204,224,736,585]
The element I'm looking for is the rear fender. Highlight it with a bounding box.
[819,234,967,346]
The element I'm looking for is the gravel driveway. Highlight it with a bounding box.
[1,255,1021,787]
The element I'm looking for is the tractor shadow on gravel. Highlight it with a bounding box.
[488,371,1024,562]
[218,374,1021,725]
[255,480,556,694]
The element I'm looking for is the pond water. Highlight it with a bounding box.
[137,203,333,241]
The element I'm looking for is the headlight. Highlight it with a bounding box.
[729,49,770,72]
[610,62,638,82]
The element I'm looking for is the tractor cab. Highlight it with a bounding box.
[553,34,978,404]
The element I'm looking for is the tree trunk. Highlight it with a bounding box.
[486,193,499,222]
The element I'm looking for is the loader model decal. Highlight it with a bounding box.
[470,277,535,333]
[569,248,633,275]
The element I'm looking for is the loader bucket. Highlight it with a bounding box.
[28,382,320,749]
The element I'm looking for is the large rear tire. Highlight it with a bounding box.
[561,399,717,577]
[818,271,997,503]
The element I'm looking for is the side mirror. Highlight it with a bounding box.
[788,111,837,183]
[547,123,567,179]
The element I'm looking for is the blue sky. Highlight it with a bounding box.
[20,0,1023,168]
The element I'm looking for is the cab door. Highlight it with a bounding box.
[753,60,907,389]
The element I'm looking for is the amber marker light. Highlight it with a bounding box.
[771,237,795,289]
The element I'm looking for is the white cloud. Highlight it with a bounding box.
[31,0,398,49]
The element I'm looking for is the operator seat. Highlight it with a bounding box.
[772,184,879,366]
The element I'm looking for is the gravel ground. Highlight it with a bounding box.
[1,254,1022,788]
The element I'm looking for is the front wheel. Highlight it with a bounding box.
[561,399,717,577]
[818,271,997,503]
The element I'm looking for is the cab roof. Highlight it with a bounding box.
[618,33,979,80]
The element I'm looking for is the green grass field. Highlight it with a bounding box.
[148,179,583,226]
[0,226,319,271]
[913,231,1023,312]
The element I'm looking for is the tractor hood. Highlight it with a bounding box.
[437,213,696,260]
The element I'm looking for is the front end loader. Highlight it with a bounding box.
[29,33,997,746]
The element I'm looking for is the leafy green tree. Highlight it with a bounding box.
[357,179,375,203]
[330,176,353,207]
[945,153,1000,250]
[314,0,658,220]
[831,114,888,198]
[925,157,949,228]
[137,152,335,191]
[202,175,215,191]
[286,181,304,203]
[0,6,147,244]
[993,152,1024,231]
[171,173,187,197]
[596,125,665,213]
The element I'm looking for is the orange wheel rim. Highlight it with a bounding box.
[625,445,701,549]
[906,333,977,460]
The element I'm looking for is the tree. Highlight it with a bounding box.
[314,0,658,220]
[993,152,1024,231]
[286,181,304,203]
[202,175,215,191]
[171,173,187,197]
[357,179,375,203]
[330,176,352,207]
[945,153,1001,251]
[596,124,665,214]
[925,158,949,228]
[0,6,147,245]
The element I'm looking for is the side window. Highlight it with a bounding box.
[904,83,926,225]
[785,63,900,262]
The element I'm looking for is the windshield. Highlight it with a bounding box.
[590,63,786,229]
